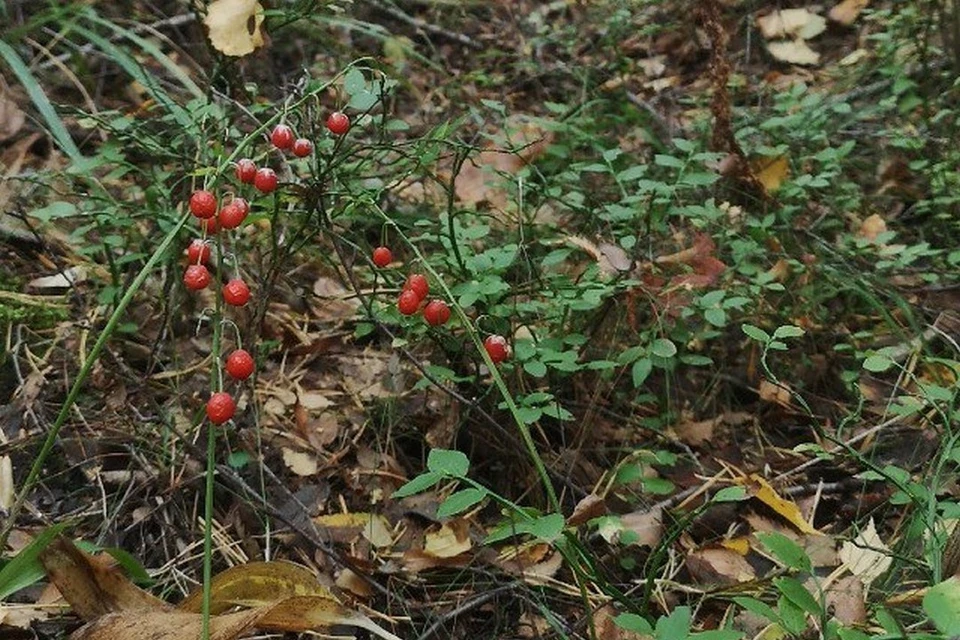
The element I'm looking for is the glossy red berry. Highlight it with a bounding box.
[223,279,250,306]
[199,216,219,235]
[403,274,429,301]
[231,197,250,215]
[206,392,235,425]
[292,138,313,157]
[187,239,211,265]
[423,299,451,326]
[397,289,420,315]
[254,167,278,193]
[326,111,350,135]
[271,124,295,150]
[235,159,257,184]
[483,335,510,364]
[218,202,247,229]
[372,246,392,268]
[189,190,217,219]
[225,349,255,380]
[183,264,211,291]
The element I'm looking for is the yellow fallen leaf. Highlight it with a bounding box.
[858,214,887,242]
[753,155,790,193]
[204,0,266,57]
[177,561,334,614]
[313,512,394,548]
[742,474,819,535]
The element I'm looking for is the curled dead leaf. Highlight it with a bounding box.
[177,561,333,614]
[204,0,266,57]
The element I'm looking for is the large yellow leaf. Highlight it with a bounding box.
[740,475,819,535]
[204,0,266,57]
[177,561,335,614]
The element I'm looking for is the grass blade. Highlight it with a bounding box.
[0,39,82,161]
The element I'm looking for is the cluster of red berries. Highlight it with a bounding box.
[371,246,510,365]
[182,110,354,426]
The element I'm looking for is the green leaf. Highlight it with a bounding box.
[689,631,743,640]
[343,68,366,95]
[773,325,805,339]
[30,202,77,222]
[0,522,71,599]
[741,324,770,343]
[756,532,812,572]
[524,513,565,543]
[436,488,487,518]
[651,338,677,358]
[348,90,378,111]
[863,355,894,372]
[393,471,442,498]
[632,358,653,387]
[731,596,778,623]
[773,576,821,616]
[613,613,653,634]
[704,307,727,327]
[656,606,691,640]
[427,449,469,477]
[923,577,960,634]
[524,360,547,377]
[711,486,747,503]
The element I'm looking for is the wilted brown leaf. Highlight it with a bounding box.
[204,0,266,57]
[423,520,473,558]
[858,214,887,242]
[767,39,821,66]
[825,575,867,624]
[752,155,790,193]
[281,447,319,477]
[71,609,262,640]
[757,9,827,40]
[38,537,169,620]
[313,512,394,548]
[567,494,607,527]
[829,0,870,25]
[686,547,756,586]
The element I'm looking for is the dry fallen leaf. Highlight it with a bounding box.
[858,214,887,242]
[423,520,473,558]
[839,518,892,590]
[0,455,13,511]
[314,512,394,548]
[825,575,867,625]
[281,447,319,477]
[757,9,827,40]
[741,474,819,535]
[752,155,790,193]
[567,493,607,527]
[758,379,792,406]
[617,507,663,548]
[686,547,756,585]
[177,561,333,614]
[767,39,821,66]
[829,0,870,25]
[204,0,266,57]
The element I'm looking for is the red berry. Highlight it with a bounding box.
[206,392,236,425]
[254,167,278,193]
[271,124,295,150]
[199,216,219,235]
[225,349,255,380]
[397,289,420,315]
[231,197,250,215]
[218,202,247,229]
[423,299,451,326]
[223,279,251,306]
[184,264,211,291]
[326,111,350,135]
[483,335,510,364]
[292,138,313,157]
[235,159,257,184]
[403,274,429,301]
[372,246,392,268]
[189,190,217,219]
[187,239,211,265]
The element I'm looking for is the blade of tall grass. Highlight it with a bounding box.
[0,39,82,161]
[68,24,196,133]
[83,11,205,101]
